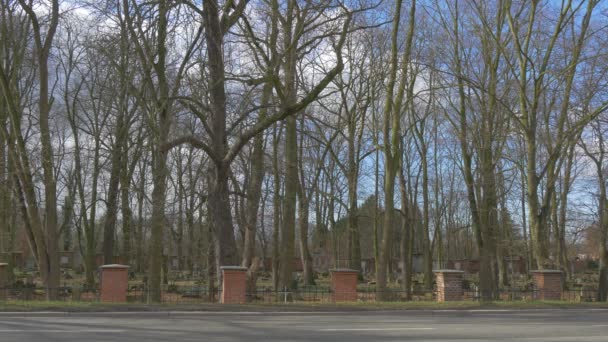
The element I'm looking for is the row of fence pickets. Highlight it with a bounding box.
[0,286,599,303]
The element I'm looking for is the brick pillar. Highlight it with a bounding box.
[330,269,358,302]
[221,266,248,304]
[100,264,130,303]
[532,270,563,301]
[434,269,464,302]
[0,263,7,300]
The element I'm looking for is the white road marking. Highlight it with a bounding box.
[0,329,125,333]
[517,336,608,341]
[233,320,434,324]
[319,327,435,331]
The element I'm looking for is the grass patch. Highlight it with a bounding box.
[2,299,608,312]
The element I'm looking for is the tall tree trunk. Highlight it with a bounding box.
[347,123,361,271]
[399,169,412,300]
[14,0,61,300]
[598,173,608,301]
[203,0,238,269]
[280,113,297,290]
[102,129,124,265]
[241,130,265,270]
[378,164,396,299]
[378,0,416,301]
[449,1,501,300]
[146,0,171,303]
[135,162,146,273]
[419,145,432,289]
[271,126,281,290]
[186,151,197,274]
[88,140,101,283]
[241,0,278,270]
[67,100,96,287]
[526,147,550,269]
[599,197,608,302]
[558,144,576,279]
[520,156,531,274]
[206,219,217,302]
[177,164,185,270]
[148,142,169,302]
[242,81,272,271]
[241,82,271,294]
[120,155,132,265]
[373,143,380,276]
[298,187,314,286]
[278,0,298,291]
[208,164,239,268]
[0,109,13,282]
[478,127,500,300]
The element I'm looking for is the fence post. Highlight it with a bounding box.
[0,263,7,300]
[532,270,562,301]
[100,264,130,303]
[330,269,358,302]
[434,269,464,302]
[220,266,248,304]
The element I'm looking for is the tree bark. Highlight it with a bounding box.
[280,113,297,290]
[102,122,124,265]
[399,169,412,300]
[278,0,299,291]
[203,0,239,269]
[298,189,314,286]
[242,81,273,271]
[346,119,361,271]
[271,125,281,290]
[145,0,171,303]
[378,0,416,301]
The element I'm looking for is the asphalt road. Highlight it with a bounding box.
[1,309,607,341]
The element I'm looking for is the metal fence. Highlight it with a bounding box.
[356,286,436,302]
[563,288,598,302]
[0,286,100,302]
[0,285,601,303]
[127,285,220,304]
[247,287,333,303]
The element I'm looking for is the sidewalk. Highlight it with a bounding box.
[2,300,608,314]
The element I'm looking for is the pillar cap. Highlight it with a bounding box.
[100,264,130,269]
[433,269,464,273]
[329,268,359,273]
[531,269,562,273]
[220,266,248,271]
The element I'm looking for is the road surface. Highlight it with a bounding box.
[0,309,606,341]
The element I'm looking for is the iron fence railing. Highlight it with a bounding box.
[0,285,601,303]
[562,288,598,302]
[0,286,100,302]
[127,285,220,304]
[356,287,436,302]
[247,287,332,303]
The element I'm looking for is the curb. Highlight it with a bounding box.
[1,307,607,317]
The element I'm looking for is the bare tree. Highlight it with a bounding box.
[377,0,416,300]
[505,0,604,268]
[0,0,61,299]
